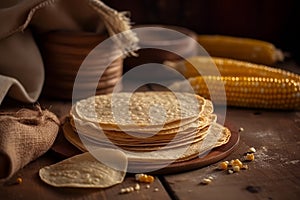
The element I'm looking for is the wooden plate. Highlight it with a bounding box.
[52,120,239,175]
[151,125,239,174]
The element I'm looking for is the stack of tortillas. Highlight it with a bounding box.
[63,91,231,172]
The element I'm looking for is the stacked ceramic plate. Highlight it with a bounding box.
[62,91,231,172]
[39,31,123,100]
[124,24,198,74]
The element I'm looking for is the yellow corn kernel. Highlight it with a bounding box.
[233,165,240,172]
[135,173,154,183]
[218,161,228,170]
[231,159,243,168]
[197,35,284,65]
[245,153,255,161]
[16,177,22,184]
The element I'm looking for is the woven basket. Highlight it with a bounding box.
[39,31,123,100]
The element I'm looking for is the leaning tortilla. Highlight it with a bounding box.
[39,148,127,188]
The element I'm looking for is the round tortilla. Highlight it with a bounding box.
[39,148,127,188]
[70,92,205,130]
[62,120,230,164]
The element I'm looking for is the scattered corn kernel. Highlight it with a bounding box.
[218,161,228,170]
[201,178,212,185]
[248,147,256,153]
[245,153,255,161]
[120,186,136,194]
[146,184,150,189]
[16,177,22,184]
[134,183,140,191]
[232,159,243,168]
[135,173,154,183]
[241,164,249,170]
[129,187,134,192]
[239,127,244,132]
[135,173,142,180]
[208,176,214,180]
[154,188,159,192]
[228,169,234,174]
[233,165,240,172]
[120,188,127,194]
[120,187,132,194]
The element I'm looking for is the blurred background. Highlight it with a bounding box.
[103,0,300,62]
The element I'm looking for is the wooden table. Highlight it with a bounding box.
[0,60,299,200]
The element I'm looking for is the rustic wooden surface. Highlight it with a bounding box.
[0,60,299,199]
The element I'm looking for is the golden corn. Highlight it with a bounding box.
[16,177,23,184]
[245,153,255,161]
[135,173,154,183]
[167,56,300,109]
[218,161,228,170]
[182,57,300,82]
[188,75,300,109]
[231,159,243,168]
[198,35,284,65]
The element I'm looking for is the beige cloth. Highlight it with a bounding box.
[0,0,137,104]
[0,106,60,182]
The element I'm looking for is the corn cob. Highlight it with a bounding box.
[182,76,300,109]
[179,57,300,82]
[198,35,284,65]
[166,56,300,109]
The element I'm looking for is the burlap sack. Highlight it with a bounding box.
[0,106,60,182]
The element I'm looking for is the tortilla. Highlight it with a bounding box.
[63,91,231,172]
[70,92,205,130]
[62,120,231,164]
[39,148,127,188]
[70,99,214,134]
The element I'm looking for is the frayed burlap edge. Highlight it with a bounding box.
[0,105,60,182]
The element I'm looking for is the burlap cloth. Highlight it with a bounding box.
[0,0,138,104]
[0,106,60,182]
[0,0,138,182]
